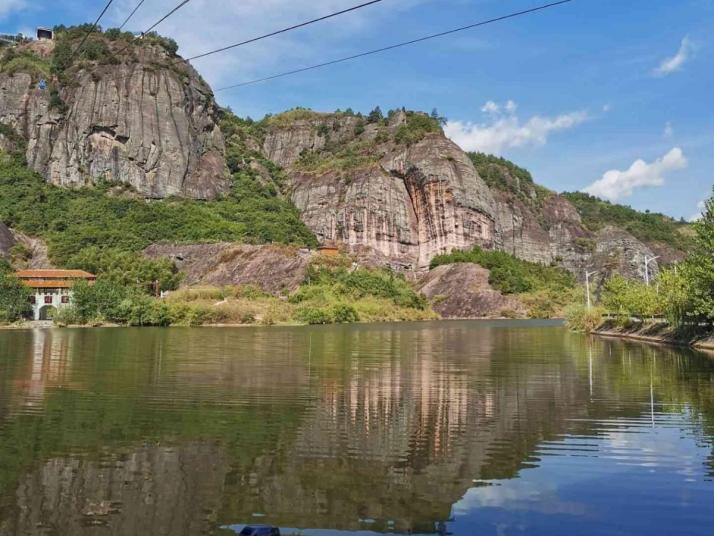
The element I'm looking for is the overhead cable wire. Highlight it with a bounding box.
[119,0,148,30]
[143,0,192,35]
[70,0,116,59]
[186,0,385,62]
[115,0,192,56]
[216,0,574,91]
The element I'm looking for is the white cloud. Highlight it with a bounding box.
[689,200,706,222]
[663,121,674,138]
[584,148,688,201]
[0,0,26,20]
[481,100,500,114]
[445,100,588,154]
[653,36,695,76]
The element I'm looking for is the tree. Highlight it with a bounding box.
[0,272,31,323]
[657,267,692,325]
[685,188,714,320]
[431,108,447,126]
[367,106,383,124]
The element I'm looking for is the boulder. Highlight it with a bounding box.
[417,263,525,318]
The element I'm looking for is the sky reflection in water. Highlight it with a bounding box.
[0,321,713,535]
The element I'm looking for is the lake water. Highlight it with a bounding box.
[0,321,713,535]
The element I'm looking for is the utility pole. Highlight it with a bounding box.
[644,255,660,286]
[585,270,598,310]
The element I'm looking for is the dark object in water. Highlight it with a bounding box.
[239,526,280,536]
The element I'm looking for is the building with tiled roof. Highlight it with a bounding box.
[15,269,96,320]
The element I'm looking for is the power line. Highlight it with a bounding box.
[186,0,385,62]
[143,0,191,35]
[216,0,573,92]
[119,0,148,30]
[70,0,116,59]
[115,0,191,56]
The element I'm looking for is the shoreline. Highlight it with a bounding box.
[592,320,714,352]
[1,317,564,331]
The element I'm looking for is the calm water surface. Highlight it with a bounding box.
[0,321,713,535]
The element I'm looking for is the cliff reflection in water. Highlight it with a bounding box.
[0,323,713,535]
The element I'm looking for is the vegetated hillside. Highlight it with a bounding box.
[0,25,227,198]
[468,152,690,263]
[427,245,579,318]
[561,192,692,257]
[0,106,316,291]
[468,152,552,210]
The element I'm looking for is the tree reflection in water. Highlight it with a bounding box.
[0,322,712,535]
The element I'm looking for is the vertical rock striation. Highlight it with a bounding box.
[0,43,228,199]
[265,114,496,269]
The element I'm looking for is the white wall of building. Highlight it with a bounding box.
[30,289,73,321]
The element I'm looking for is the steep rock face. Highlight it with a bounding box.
[143,242,312,293]
[485,162,660,282]
[591,226,659,283]
[262,112,663,279]
[0,44,228,199]
[265,115,496,269]
[382,135,496,268]
[263,116,361,168]
[417,263,525,318]
[289,166,420,267]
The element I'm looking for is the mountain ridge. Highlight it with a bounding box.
[0,28,690,293]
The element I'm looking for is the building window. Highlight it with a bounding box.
[61,296,69,304]
[29,296,36,304]
[44,296,53,304]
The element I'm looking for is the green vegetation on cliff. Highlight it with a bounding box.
[430,245,579,318]
[468,152,551,207]
[0,120,316,292]
[1,25,181,86]
[431,246,575,295]
[562,191,691,251]
[580,188,714,332]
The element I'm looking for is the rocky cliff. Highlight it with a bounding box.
[0,26,683,287]
[0,32,228,199]
[261,110,496,270]
[144,242,312,293]
[481,161,661,283]
[255,109,670,281]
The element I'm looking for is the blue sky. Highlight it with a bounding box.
[1,0,712,219]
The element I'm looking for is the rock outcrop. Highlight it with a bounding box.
[482,161,661,282]
[264,112,496,270]
[0,222,15,258]
[259,110,665,281]
[417,263,525,318]
[0,223,53,268]
[143,243,312,293]
[0,40,228,199]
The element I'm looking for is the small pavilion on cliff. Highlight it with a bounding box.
[15,269,96,320]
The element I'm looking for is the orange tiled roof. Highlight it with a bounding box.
[15,269,95,280]
[23,280,76,289]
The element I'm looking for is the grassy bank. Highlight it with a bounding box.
[50,256,437,328]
